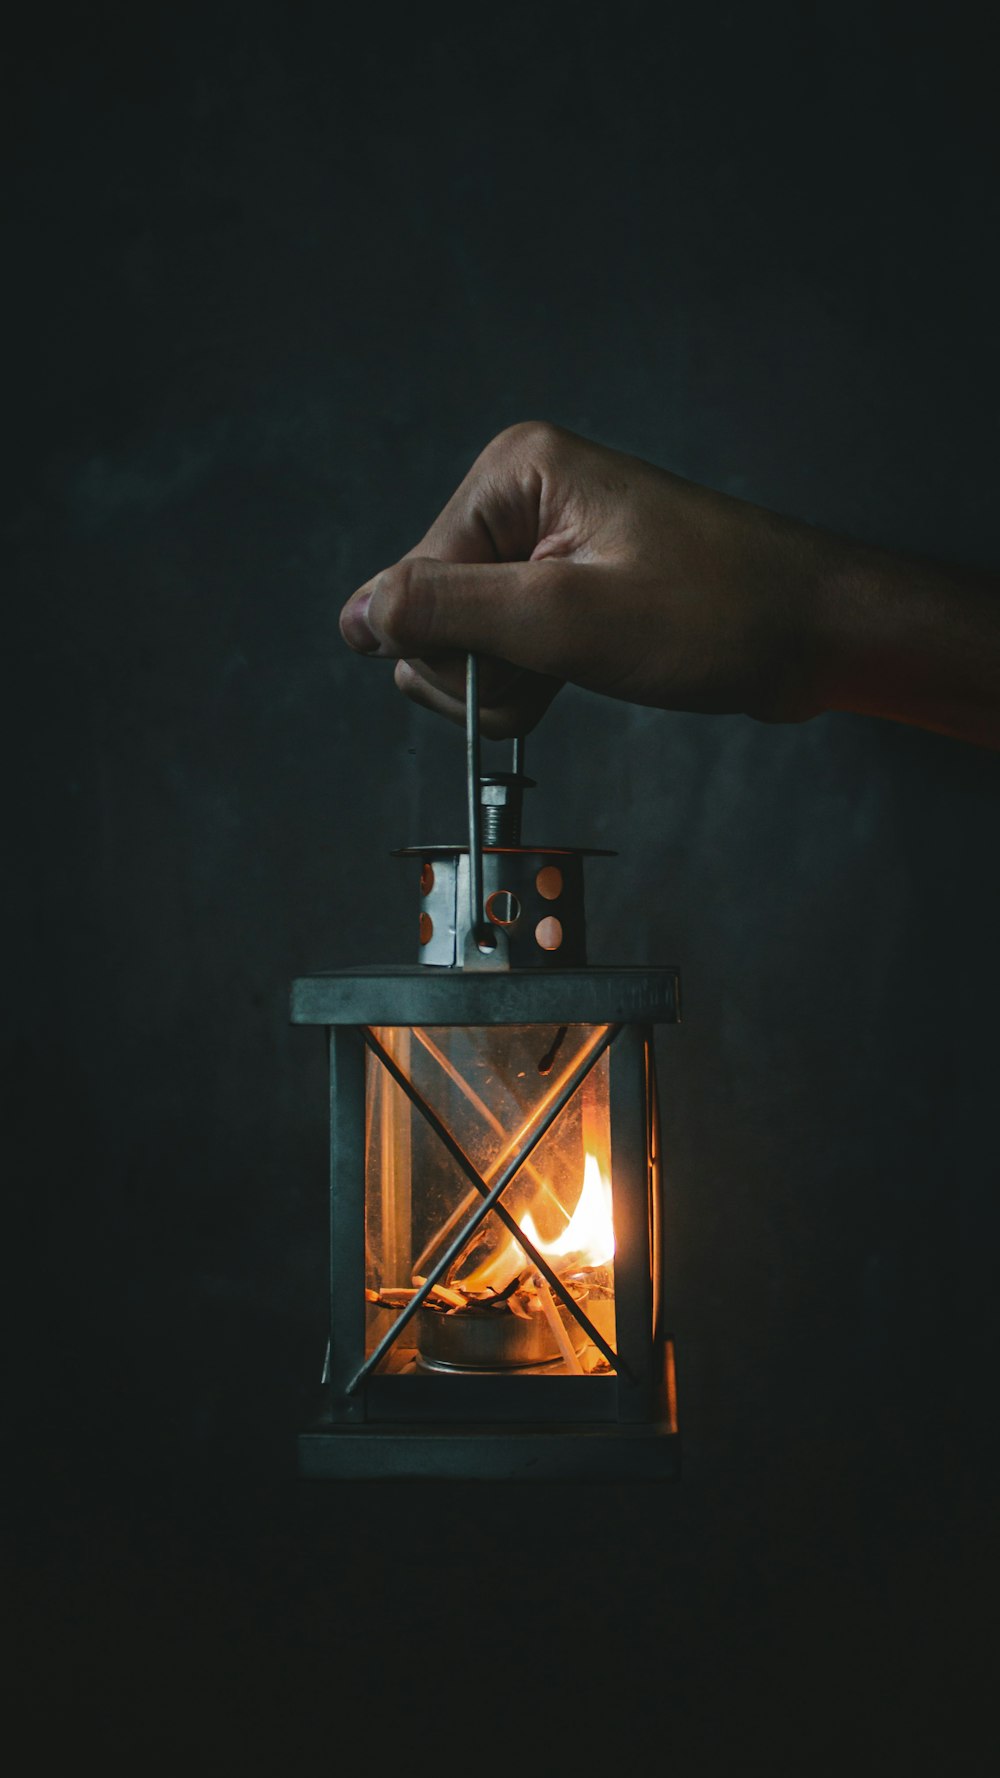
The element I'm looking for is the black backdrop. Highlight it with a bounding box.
[7,1,1000,1765]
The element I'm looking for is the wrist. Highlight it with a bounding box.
[807,533,883,720]
[810,534,1000,747]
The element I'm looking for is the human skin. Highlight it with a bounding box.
[339,422,1000,749]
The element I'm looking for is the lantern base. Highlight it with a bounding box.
[297,1419,680,1482]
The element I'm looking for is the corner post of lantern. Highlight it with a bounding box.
[610,1019,659,1424]
[326,1024,366,1421]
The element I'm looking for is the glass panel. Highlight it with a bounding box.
[364,1025,616,1376]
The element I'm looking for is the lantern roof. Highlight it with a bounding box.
[290,963,681,1027]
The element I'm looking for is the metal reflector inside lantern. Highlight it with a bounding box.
[291,657,682,1481]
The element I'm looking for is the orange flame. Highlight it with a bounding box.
[463,1150,615,1292]
[520,1150,615,1269]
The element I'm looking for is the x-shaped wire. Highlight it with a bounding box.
[347,1023,626,1392]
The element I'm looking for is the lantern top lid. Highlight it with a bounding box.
[290,963,681,1027]
[392,844,615,859]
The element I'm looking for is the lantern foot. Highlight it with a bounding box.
[297,1420,680,1482]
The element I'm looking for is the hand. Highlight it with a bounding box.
[339,421,1000,748]
[339,422,830,737]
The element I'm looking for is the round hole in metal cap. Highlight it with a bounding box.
[486,889,521,928]
[535,916,563,952]
[419,912,433,946]
[535,865,563,901]
[420,862,435,896]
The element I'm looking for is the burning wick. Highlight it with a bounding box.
[460,1150,615,1296]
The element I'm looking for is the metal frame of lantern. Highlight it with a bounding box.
[292,657,682,1482]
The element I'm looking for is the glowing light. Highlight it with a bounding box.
[521,1150,615,1269]
[463,1150,614,1291]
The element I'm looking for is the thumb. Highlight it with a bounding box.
[340,555,580,675]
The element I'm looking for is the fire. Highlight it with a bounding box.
[461,1150,615,1292]
[520,1150,615,1270]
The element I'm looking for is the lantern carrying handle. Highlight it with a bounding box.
[463,653,518,969]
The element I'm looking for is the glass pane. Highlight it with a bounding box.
[364,1025,616,1376]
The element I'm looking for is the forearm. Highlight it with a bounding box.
[813,539,1000,749]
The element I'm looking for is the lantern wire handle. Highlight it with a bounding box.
[465,652,489,950]
[465,656,521,965]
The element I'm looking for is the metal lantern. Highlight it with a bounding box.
[292,659,681,1481]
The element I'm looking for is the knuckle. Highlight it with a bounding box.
[373,560,434,653]
[482,419,564,469]
[507,419,563,457]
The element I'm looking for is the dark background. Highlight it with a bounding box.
[7,0,1000,1765]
